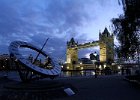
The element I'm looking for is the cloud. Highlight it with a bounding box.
[0,0,93,54]
[0,0,122,60]
[0,0,95,37]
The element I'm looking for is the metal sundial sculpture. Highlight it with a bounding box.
[9,39,61,82]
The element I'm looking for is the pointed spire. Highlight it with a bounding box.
[99,30,102,36]
[103,27,109,33]
[103,27,110,36]
[99,30,101,34]
[71,37,75,42]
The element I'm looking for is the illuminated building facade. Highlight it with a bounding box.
[66,38,78,70]
[99,28,114,63]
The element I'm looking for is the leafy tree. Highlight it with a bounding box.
[112,0,140,59]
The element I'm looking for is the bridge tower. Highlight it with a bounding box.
[66,38,78,70]
[99,28,114,65]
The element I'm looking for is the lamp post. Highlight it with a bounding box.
[93,52,97,66]
[93,52,98,76]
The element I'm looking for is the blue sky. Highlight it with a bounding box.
[0,0,123,60]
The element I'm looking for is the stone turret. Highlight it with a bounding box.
[99,28,114,64]
[66,37,78,70]
[67,38,78,48]
[99,27,113,40]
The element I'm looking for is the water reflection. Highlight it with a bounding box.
[60,70,95,77]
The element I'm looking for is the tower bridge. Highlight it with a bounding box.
[66,28,114,70]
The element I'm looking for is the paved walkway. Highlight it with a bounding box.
[59,75,140,100]
[0,72,140,100]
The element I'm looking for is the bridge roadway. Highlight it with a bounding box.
[70,41,99,49]
[77,41,99,49]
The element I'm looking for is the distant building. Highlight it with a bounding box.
[78,58,93,64]
[0,54,9,59]
[89,52,99,61]
[0,54,11,70]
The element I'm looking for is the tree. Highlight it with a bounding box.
[112,0,140,59]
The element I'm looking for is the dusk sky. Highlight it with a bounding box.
[0,0,123,61]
